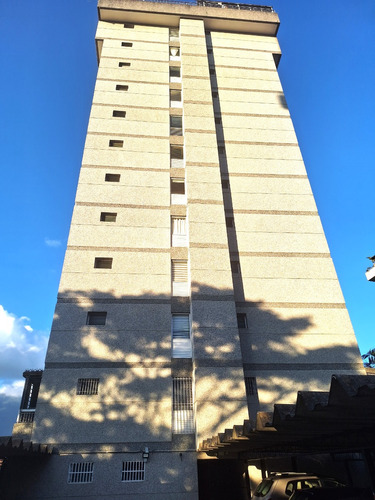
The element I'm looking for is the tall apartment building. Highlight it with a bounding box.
[10,0,364,498]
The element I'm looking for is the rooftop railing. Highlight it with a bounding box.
[139,0,274,13]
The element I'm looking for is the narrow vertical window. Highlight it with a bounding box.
[171,216,187,247]
[170,89,182,107]
[170,66,181,83]
[170,115,183,136]
[172,260,189,297]
[172,377,194,433]
[245,377,257,397]
[172,315,191,358]
[237,313,247,329]
[170,145,184,168]
[171,178,186,205]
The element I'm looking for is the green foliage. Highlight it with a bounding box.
[361,349,375,368]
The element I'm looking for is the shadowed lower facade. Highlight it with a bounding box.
[8,1,365,498]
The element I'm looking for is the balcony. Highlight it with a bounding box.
[17,409,35,423]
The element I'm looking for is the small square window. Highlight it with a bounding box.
[212,91,218,98]
[100,212,117,222]
[112,110,126,118]
[218,146,225,155]
[86,312,107,326]
[209,68,215,75]
[77,378,99,396]
[94,257,113,269]
[231,260,240,274]
[119,62,131,67]
[170,67,181,79]
[171,178,185,195]
[237,313,247,329]
[226,217,234,228]
[121,42,133,47]
[123,23,134,28]
[170,89,182,102]
[105,173,121,182]
[109,140,123,148]
[116,84,128,91]
[221,179,229,189]
[215,117,222,125]
[207,48,213,54]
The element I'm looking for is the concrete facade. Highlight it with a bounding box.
[11,1,364,498]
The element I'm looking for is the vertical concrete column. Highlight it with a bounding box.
[180,18,248,444]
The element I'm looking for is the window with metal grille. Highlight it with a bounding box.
[245,377,257,397]
[121,461,145,482]
[67,462,94,483]
[76,378,99,395]
[172,377,194,433]
[100,212,117,222]
[94,257,113,269]
[171,216,187,247]
[237,313,247,329]
[172,315,191,358]
[172,260,189,297]
[86,312,107,326]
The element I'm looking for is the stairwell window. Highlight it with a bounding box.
[170,115,183,136]
[170,46,180,61]
[237,313,247,329]
[169,27,179,41]
[170,89,182,108]
[170,66,181,83]
[231,260,240,274]
[171,216,187,247]
[172,260,189,297]
[172,315,192,358]
[245,377,257,397]
[172,377,194,433]
[226,217,234,228]
[171,178,186,205]
[221,179,229,189]
[170,145,184,168]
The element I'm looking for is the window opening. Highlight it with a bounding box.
[171,178,186,205]
[170,145,184,168]
[172,377,194,433]
[109,140,124,148]
[116,84,128,91]
[94,258,113,269]
[68,463,94,484]
[77,378,99,395]
[172,314,191,358]
[113,110,126,118]
[171,216,187,247]
[100,212,117,222]
[87,312,107,326]
[245,377,257,397]
[237,313,247,329]
[226,217,234,228]
[121,42,133,47]
[119,62,131,67]
[105,173,121,182]
[170,115,183,136]
[122,462,145,482]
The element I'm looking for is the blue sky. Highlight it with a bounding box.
[0,0,374,435]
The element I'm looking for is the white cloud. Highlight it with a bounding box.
[0,305,48,393]
[0,380,24,398]
[44,237,62,247]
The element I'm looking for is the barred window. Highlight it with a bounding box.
[245,377,257,397]
[122,461,145,482]
[77,378,99,395]
[67,462,94,483]
[172,377,194,433]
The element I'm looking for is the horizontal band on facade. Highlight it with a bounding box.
[222,140,299,146]
[236,301,346,309]
[191,294,235,301]
[214,64,275,72]
[185,162,219,168]
[216,87,283,95]
[183,75,210,80]
[243,362,364,371]
[194,359,243,368]
[184,100,213,106]
[190,242,228,249]
[185,129,216,134]
[66,245,170,253]
[91,102,167,111]
[81,164,169,172]
[230,252,331,258]
[182,52,208,58]
[45,361,171,369]
[99,37,169,46]
[227,173,307,179]
[229,209,319,215]
[221,112,291,119]
[189,199,223,205]
[57,297,171,304]
[207,44,278,55]
[86,131,168,140]
[96,77,170,86]
[75,202,170,210]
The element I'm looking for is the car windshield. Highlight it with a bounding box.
[254,479,273,497]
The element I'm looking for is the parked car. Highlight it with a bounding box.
[253,473,344,500]
[289,486,374,500]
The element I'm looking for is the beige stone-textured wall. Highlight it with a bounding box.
[208,27,364,415]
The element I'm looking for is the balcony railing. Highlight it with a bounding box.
[140,0,274,12]
[17,409,35,423]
